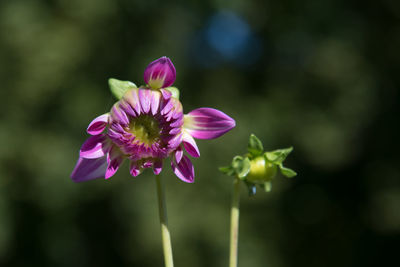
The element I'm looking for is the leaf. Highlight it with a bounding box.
[248,134,264,157]
[265,147,293,164]
[279,164,297,178]
[165,87,180,99]
[108,78,137,100]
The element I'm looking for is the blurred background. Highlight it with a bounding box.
[0,0,399,266]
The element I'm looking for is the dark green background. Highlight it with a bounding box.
[1,0,399,266]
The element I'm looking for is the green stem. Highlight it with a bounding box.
[155,174,174,267]
[229,178,241,267]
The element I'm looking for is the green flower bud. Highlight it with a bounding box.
[246,156,278,184]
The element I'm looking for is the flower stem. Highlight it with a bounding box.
[229,178,241,267]
[155,174,174,267]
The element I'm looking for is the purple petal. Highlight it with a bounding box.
[160,89,172,100]
[87,114,109,135]
[80,135,109,159]
[151,91,161,115]
[153,160,163,175]
[129,161,141,177]
[182,132,200,158]
[171,155,194,183]
[105,156,124,179]
[111,104,129,125]
[105,147,124,179]
[139,89,151,114]
[161,99,174,115]
[123,88,141,115]
[71,156,108,182]
[143,57,176,89]
[174,146,183,163]
[184,108,235,139]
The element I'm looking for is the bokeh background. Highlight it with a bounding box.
[1,0,399,266]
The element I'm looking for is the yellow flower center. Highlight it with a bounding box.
[128,115,161,146]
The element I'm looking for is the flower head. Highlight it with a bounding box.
[219,134,296,194]
[71,57,235,183]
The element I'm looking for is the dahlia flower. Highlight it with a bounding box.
[71,57,235,183]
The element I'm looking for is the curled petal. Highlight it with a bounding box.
[184,108,235,139]
[129,161,141,177]
[182,132,200,158]
[87,114,109,135]
[80,135,109,159]
[153,160,163,175]
[105,147,124,179]
[144,57,176,89]
[105,156,124,179]
[171,155,195,183]
[174,146,183,163]
[71,156,108,182]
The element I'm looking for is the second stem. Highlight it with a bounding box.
[229,178,241,267]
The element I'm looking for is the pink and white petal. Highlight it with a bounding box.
[80,135,109,159]
[87,114,109,135]
[182,132,200,158]
[139,89,151,114]
[184,108,236,140]
[174,146,183,163]
[123,88,141,115]
[151,91,161,115]
[153,160,163,175]
[111,103,129,126]
[160,89,172,100]
[105,156,124,179]
[171,155,195,183]
[71,156,108,182]
[129,161,141,177]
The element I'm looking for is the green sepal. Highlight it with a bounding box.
[248,134,264,157]
[279,164,297,178]
[165,87,180,99]
[265,147,293,164]
[231,156,251,179]
[108,78,137,100]
[219,166,235,176]
[237,158,251,179]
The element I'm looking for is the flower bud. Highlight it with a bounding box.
[246,156,277,184]
[144,56,176,89]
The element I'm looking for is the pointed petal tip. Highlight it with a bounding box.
[87,114,109,135]
[171,155,195,183]
[184,108,236,140]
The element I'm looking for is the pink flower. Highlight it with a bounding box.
[71,57,235,183]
